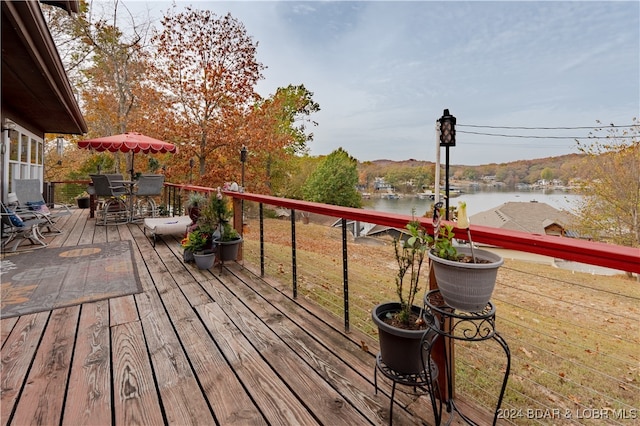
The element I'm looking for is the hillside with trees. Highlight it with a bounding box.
[357,153,591,193]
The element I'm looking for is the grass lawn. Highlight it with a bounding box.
[242,217,639,424]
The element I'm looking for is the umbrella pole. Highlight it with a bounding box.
[130,152,135,181]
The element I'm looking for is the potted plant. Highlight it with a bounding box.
[181,228,215,269]
[428,202,504,312]
[371,218,440,375]
[199,188,243,263]
[75,191,90,209]
[185,192,207,226]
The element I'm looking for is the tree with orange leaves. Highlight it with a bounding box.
[240,84,320,194]
[150,7,264,187]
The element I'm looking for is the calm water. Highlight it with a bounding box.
[364,190,583,217]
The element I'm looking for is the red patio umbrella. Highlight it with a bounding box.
[77,132,177,180]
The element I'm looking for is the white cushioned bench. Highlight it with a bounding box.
[143,216,192,246]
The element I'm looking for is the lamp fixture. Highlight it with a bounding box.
[2,118,16,131]
[56,136,65,156]
[438,109,456,147]
[240,145,248,163]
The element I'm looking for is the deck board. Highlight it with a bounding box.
[63,300,111,425]
[11,306,78,426]
[1,208,453,425]
[0,312,49,425]
[111,320,165,425]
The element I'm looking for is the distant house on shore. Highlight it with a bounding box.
[470,201,576,237]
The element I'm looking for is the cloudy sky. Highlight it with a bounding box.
[124,1,639,165]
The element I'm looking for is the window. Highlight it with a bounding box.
[5,125,44,180]
[20,134,29,162]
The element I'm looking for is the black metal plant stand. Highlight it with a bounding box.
[423,289,511,426]
[374,352,440,426]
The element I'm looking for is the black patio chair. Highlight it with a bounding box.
[89,174,130,225]
[134,174,165,219]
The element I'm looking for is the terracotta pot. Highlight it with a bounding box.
[188,206,200,223]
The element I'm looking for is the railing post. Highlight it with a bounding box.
[259,203,265,277]
[164,185,171,215]
[291,208,297,298]
[430,265,453,401]
[341,218,350,333]
[173,186,182,216]
[232,197,243,261]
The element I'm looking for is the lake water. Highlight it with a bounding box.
[364,190,583,217]
[364,190,626,275]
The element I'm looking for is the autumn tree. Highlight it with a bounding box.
[242,85,320,194]
[276,155,322,200]
[150,7,264,186]
[575,120,639,248]
[44,0,159,176]
[303,148,362,208]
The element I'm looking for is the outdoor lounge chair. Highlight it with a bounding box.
[89,174,130,225]
[1,202,48,252]
[13,179,71,235]
[143,215,191,247]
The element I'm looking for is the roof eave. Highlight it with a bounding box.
[1,0,87,134]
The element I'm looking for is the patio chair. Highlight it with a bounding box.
[1,202,48,252]
[134,174,164,219]
[89,174,130,225]
[13,179,71,235]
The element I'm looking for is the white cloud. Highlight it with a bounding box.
[124,0,639,165]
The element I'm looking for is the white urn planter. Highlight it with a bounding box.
[428,247,503,312]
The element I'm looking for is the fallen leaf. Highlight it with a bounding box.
[520,347,533,358]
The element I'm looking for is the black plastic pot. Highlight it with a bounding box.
[77,197,90,209]
[214,237,243,262]
[372,302,439,375]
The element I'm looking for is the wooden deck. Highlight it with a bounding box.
[1,208,451,425]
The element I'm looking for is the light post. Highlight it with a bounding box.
[240,145,248,190]
[438,109,456,219]
[240,145,248,218]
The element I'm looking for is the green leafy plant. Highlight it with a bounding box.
[219,222,240,242]
[431,201,482,263]
[181,228,211,252]
[186,192,207,209]
[393,219,433,324]
[432,222,459,260]
[198,188,240,242]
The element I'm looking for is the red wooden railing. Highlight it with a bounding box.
[226,191,640,274]
[47,180,640,272]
